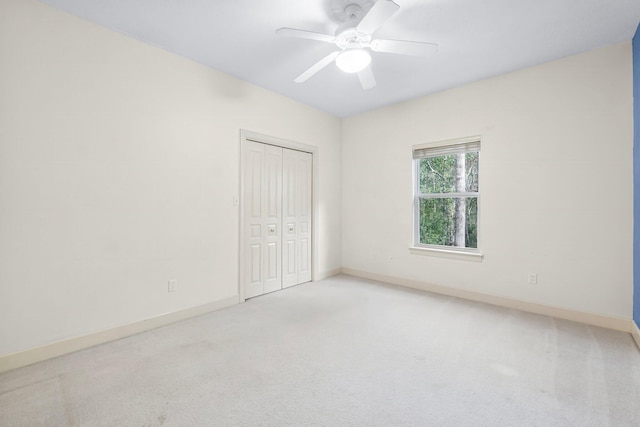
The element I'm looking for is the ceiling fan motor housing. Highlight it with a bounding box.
[335,24,371,50]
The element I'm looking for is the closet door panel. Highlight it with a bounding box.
[283,149,312,288]
[243,142,283,298]
[244,142,265,298]
[263,144,283,294]
[297,151,313,284]
[282,148,298,288]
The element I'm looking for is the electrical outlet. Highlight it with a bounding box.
[527,273,537,285]
[168,279,177,292]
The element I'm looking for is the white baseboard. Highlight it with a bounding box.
[342,268,633,333]
[0,296,239,374]
[632,321,640,351]
[314,268,343,281]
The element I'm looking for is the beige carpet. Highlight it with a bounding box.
[1,275,639,426]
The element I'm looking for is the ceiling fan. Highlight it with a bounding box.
[276,0,438,90]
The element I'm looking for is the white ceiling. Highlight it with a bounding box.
[38,0,640,117]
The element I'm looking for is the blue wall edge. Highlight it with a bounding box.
[633,22,640,330]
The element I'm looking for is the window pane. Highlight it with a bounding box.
[465,152,479,192]
[419,152,479,194]
[419,156,456,193]
[419,197,477,248]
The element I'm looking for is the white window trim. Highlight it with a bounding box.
[409,246,483,262]
[411,136,483,261]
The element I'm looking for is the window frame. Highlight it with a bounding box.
[411,136,483,261]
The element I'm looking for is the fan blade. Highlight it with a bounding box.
[356,0,400,35]
[370,39,438,57]
[276,27,336,43]
[358,66,376,90]
[295,51,341,83]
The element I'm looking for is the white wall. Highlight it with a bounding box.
[342,43,634,319]
[0,0,342,356]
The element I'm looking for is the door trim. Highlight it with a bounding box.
[238,130,319,302]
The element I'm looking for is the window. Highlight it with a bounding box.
[413,137,480,251]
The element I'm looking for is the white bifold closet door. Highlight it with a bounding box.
[282,148,312,288]
[243,141,312,299]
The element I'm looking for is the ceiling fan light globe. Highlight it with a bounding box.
[336,49,371,73]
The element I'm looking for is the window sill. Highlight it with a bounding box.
[409,246,484,262]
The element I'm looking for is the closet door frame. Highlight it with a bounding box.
[238,130,318,303]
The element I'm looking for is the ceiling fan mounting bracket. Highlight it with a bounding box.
[344,4,362,20]
[331,0,374,24]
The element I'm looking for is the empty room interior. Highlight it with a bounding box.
[2,0,640,425]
